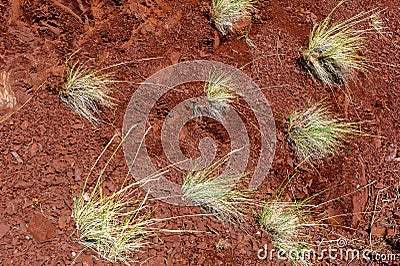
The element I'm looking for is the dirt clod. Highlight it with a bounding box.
[27,213,57,243]
[370,227,387,237]
[6,199,19,215]
[0,223,10,239]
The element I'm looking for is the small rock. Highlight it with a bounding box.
[51,159,66,173]
[213,30,220,49]
[51,65,64,76]
[154,29,163,37]
[199,51,208,58]
[68,137,77,144]
[216,238,230,249]
[83,192,90,202]
[58,218,67,229]
[386,229,395,237]
[0,223,10,239]
[15,180,34,188]
[266,187,274,194]
[66,171,74,179]
[286,156,294,168]
[276,40,283,49]
[79,254,93,266]
[38,125,46,135]
[169,235,181,248]
[239,248,247,255]
[21,120,29,130]
[385,143,397,162]
[164,12,181,30]
[232,16,251,33]
[325,207,343,225]
[71,123,84,130]
[148,248,157,257]
[197,242,207,249]
[27,212,57,243]
[22,199,33,209]
[17,219,27,233]
[147,257,166,265]
[29,142,40,156]
[169,50,181,64]
[6,199,19,215]
[370,227,386,237]
[276,131,285,141]
[141,22,156,34]
[371,137,381,149]
[152,236,159,244]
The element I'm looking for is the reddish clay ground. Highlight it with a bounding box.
[0,0,399,265]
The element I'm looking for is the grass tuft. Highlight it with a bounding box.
[299,1,381,87]
[73,186,155,264]
[211,0,253,35]
[60,56,118,123]
[72,132,157,264]
[200,71,238,119]
[259,173,322,266]
[205,72,237,106]
[259,200,314,266]
[286,101,360,162]
[181,156,251,224]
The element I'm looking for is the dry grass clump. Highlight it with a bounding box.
[199,71,238,119]
[299,1,381,87]
[72,134,157,264]
[181,157,251,224]
[73,184,155,264]
[259,174,323,266]
[60,56,118,123]
[205,72,237,106]
[211,0,253,35]
[286,101,360,162]
[260,201,314,266]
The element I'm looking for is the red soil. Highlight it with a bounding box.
[0,0,399,265]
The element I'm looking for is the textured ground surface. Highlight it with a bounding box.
[0,0,399,265]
